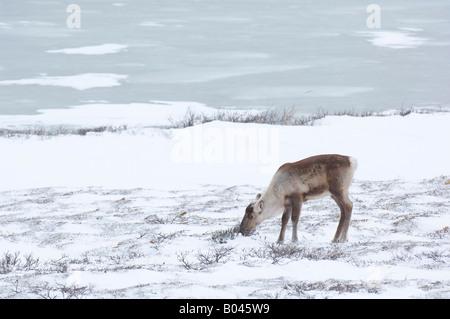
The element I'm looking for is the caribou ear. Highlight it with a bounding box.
[255,193,261,200]
[258,200,264,213]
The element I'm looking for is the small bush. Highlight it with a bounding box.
[168,106,450,128]
[147,231,182,250]
[177,246,235,270]
[211,225,241,244]
[245,242,347,264]
[29,282,92,299]
[0,125,128,138]
[284,279,381,297]
[169,107,325,128]
[0,251,40,274]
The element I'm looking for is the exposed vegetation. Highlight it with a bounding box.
[0,177,448,298]
[0,124,128,138]
[168,106,450,128]
[1,106,447,137]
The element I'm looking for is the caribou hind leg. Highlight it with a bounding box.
[331,192,353,243]
[290,194,302,242]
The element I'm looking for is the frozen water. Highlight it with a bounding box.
[1,0,449,114]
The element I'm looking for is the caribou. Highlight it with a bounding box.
[240,154,357,243]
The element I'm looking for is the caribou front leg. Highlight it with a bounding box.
[277,197,292,243]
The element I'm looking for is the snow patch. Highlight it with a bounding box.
[47,43,128,55]
[0,73,128,90]
[358,30,428,49]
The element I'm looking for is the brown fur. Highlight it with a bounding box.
[240,154,357,243]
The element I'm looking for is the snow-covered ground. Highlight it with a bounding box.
[0,102,449,298]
